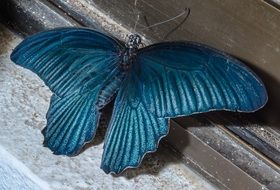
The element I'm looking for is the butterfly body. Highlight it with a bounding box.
[119,34,142,71]
[10,28,267,174]
[97,34,142,108]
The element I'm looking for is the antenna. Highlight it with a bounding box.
[132,1,141,33]
[163,8,190,40]
[139,8,190,32]
[133,14,140,32]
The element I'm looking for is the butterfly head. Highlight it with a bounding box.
[127,34,141,49]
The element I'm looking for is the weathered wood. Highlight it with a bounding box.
[0,0,76,36]
[168,120,276,190]
[171,115,280,189]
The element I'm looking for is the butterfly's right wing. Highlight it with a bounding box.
[11,28,124,155]
[101,71,169,174]
[101,41,268,174]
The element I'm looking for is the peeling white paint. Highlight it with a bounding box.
[0,145,51,190]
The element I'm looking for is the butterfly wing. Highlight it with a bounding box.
[101,71,168,174]
[136,42,268,118]
[101,41,267,174]
[11,28,124,155]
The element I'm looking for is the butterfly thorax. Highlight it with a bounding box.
[127,34,141,49]
[97,34,142,108]
[120,34,141,70]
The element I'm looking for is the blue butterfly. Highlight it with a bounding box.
[11,28,267,174]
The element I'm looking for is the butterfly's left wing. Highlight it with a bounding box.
[11,28,124,156]
[101,41,267,174]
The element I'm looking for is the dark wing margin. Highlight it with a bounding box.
[101,73,169,174]
[11,28,124,155]
[136,42,268,118]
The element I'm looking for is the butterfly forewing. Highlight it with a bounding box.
[136,42,267,118]
[11,28,123,97]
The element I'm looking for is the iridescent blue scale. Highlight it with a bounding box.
[11,28,267,174]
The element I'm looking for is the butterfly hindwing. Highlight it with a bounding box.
[101,72,169,174]
[42,92,100,155]
[11,28,124,155]
[136,42,268,118]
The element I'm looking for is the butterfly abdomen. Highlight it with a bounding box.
[96,70,126,109]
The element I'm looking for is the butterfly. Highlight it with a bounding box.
[10,27,267,174]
